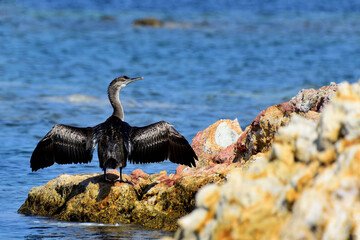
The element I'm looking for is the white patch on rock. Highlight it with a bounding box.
[215,121,240,148]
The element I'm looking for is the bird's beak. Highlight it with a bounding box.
[128,76,144,84]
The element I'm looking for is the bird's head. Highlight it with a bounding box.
[110,75,144,90]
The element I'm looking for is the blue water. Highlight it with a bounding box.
[2,0,360,239]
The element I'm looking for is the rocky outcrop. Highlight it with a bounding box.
[18,167,233,231]
[133,18,192,29]
[133,18,164,27]
[192,83,338,165]
[167,80,360,239]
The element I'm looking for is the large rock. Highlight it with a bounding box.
[167,80,360,239]
[18,167,232,231]
[234,83,338,163]
[191,119,242,166]
[192,83,338,165]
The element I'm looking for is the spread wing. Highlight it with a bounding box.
[128,121,197,167]
[30,124,98,171]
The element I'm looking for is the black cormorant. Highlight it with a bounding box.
[30,76,198,182]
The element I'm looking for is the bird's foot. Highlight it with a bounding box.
[113,177,124,183]
[103,174,133,185]
[103,173,117,183]
[104,176,126,183]
[104,176,114,183]
[114,177,134,185]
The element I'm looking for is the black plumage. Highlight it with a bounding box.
[30,76,198,182]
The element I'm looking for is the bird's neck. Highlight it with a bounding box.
[108,86,124,121]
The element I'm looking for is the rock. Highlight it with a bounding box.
[18,168,226,231]
[191,83,338,165]
[288,82,338,112]
[191,119,242,165]
[168,80,360,239]
[133,18,164,27]
[233,82,338,163]
[133,18,192,29]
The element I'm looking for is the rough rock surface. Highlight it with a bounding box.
[168,80,360,239]
[235,83,338,163]
[18,167,233,231]
[192,83,338,165]
[191,119,242,166]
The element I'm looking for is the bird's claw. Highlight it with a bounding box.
[104,177,113,183]
[113,177,124,183]
[104,175,124,183]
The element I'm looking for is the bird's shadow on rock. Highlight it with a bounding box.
[53,173,133,216]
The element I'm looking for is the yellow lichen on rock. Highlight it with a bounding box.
[18,167,227,231]
[169,80,360,240]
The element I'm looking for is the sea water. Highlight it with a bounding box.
[1,0,360,239]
